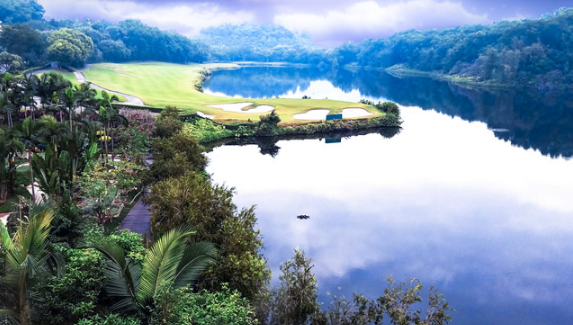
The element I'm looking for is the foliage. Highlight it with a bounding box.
[0,52,23,73]
[0,206,61,325]
[150,285,258,325]
[0,24,45,65]
[199,24,326,64]
[267,249,321,325]
[0,0,44,24]
[107,230,146,265]
[344,8,573,88]
[374,102,400,118]
[257,111,281,136]
[147,172,270,301]
[89,228,215,317]
[181,118,234,143]
[147,131,207,182]
[153,106,182,138]
[32,246,106,325]
[77,314,141,325]
[47,28,94,67]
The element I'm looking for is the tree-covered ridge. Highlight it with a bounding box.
[198,24,326,64]
[0,1,209,67]
[337,8,573,89]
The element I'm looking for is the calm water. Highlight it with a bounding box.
[204,66,573,325]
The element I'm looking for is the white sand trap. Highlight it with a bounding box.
[293,109,330,120]
[206,102,274,114]
[197,111,214,119]
[342,108,373,118]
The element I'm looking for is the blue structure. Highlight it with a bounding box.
[326,114,343,121]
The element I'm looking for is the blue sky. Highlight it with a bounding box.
[37,0,571,47]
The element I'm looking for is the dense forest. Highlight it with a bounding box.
[333,7,573,89]
[1,0,573,89]
[0,0,208,67]
[198,24,327,64]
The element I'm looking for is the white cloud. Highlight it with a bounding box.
[274,0,489,46]
[39,0,255,37]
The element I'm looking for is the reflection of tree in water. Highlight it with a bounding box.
[203,66,326,98]
[205,127,401,157]
[331,69,573,158]
[256,137,281,157]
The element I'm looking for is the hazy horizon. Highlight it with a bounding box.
[36,0,572,47]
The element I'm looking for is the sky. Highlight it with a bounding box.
[37,0,572,47]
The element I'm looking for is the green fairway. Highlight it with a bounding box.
[82,62,382,124]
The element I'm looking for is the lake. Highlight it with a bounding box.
[204,66,573,325]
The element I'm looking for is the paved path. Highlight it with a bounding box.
[120,199,151,235]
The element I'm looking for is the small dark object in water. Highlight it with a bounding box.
[297,215,310,220]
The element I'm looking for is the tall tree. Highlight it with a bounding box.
[47,28,94,67]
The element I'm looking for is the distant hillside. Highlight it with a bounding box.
[198,24,327,64]
[332,8,573,89]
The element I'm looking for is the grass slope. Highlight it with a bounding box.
[82,62,382,125]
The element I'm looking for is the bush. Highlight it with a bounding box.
[107,230,146,265]
[182,118,234,143]
[32,246,106,325]
[151,285,257,325]
[153,106,183,138]
[148,172,270,301]
[77,314,140,325]
[147,131,207,182]
[375,101,401,117]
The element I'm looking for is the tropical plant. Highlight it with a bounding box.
[17,117,41,202]
[0,127,24,202]
[0,206,61,325]
[90,228,216,318]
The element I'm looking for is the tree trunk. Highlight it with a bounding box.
[110,123,115,162]
[69,106,73,131]
[28,149,35,203]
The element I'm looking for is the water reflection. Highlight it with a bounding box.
[207,107,573,325]
[204,66,573,158]
[204,67,573,325]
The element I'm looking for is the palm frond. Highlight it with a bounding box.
[90,241,141,313]
[172,241,216,289]
[137,228,194,301]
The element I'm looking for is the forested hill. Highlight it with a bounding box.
[198,24,326,64]
[333,8,573,89]
[0,0,209,67]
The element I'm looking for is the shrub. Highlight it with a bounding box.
[148,172,270,301]
[32,246,106,325]
[375,101,401,117]
[77,314,140,325]
[154,106,183,138]
[107,230,146,265]
[182,118,234,143]
[151,285,257,325]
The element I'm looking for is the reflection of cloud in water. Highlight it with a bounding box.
[279,80,375,102]
[207,106,573,322]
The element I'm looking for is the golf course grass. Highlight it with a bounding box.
[81,62,382,125]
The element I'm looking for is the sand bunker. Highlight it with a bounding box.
[342,108,373,118]
[293,108,373,120]
[206,102,274,114]
[197,111,214,119]
[293,109,330,120]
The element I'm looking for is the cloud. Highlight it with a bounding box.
[38,0,255,37]
[274,0,490,47]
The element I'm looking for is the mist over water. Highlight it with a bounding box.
[205,67,573,325]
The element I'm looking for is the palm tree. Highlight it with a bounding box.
[0,128,24,202]
[29,73,71,113]
[18,118,42,202]
[91,228,215,317]
[0,206,61,325]
[61,87,78,132]
[98,92,125,161]
[37,115,68,153]
[0,92,14,128]
[73,82,97,117]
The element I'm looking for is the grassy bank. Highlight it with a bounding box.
[81,62,382,124]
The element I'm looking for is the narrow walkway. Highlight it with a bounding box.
[120,199,151,236]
